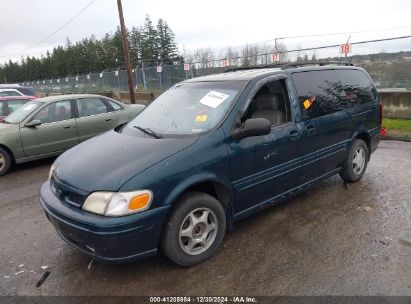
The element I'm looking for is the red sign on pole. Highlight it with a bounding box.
[340,44,352,55]
[184,63,190,71]
[271,53,280,62]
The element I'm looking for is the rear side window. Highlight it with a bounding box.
[336,70,377,105]
[0,102,3,115]
[293,69,378,121]
[102,98,123,111]
[292,70,342,120]
[77,98,108,117]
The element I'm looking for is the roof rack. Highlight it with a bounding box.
[281,61,354,69]
[224,63,285,73]
[224,61,354,73]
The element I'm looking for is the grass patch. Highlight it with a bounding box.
[383,118,411,132]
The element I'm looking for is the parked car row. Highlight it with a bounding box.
[0,94,145,175]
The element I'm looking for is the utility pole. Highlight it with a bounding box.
[116,0,135,104]
[345,35,352,60]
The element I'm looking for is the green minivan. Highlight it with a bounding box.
[0,94,145,175]
[40,64,381,266]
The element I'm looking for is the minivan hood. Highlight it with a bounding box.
[54,130,198,192]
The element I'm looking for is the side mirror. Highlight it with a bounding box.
[232,118,271,140]
[25,119,42,128]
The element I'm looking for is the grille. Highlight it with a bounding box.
[50,175,87,207]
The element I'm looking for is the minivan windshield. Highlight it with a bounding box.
[5,101,42,124]
[125,81,245,136]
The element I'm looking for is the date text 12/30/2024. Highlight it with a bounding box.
[149,296,258,303]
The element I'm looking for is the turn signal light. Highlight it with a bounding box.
[129,194,151,210]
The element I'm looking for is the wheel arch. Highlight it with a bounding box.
[0,143,15,164]
[353,131,371,160]
[164,176,235,230]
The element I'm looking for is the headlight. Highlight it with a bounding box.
[82,190,153,217]
[48,165,55,181]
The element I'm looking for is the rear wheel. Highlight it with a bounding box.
[340,139,368,182]
[161,192,226,266]
[0,147,12,176]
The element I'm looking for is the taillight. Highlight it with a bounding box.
[379,99,386,136]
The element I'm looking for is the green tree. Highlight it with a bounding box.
[157,19,182,64]
[0,16,183,83]
[140,15,158,66]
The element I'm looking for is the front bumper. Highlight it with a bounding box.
[40,182,170,263]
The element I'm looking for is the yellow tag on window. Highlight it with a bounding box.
[195,115,208,122]
[303,99,311,109]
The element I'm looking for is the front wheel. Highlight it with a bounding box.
[0,147,12,176]
[161,192,226,266]
[340,139,369,182]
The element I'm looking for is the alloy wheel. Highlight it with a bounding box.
[178,208,218,256]
[352,146,365,175]
[0,153,4,171]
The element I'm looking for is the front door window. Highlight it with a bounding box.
[32,100,72,124]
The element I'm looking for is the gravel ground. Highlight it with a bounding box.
[0,140,410,296]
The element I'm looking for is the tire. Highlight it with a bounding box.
[339,139,369,182]
[161,191,226,267]
[0,147,12,176]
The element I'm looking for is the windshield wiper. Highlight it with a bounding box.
[133,126,162,139]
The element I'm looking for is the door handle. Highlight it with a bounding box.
[105,118,112,121]
[306,124,316,134]
[287,129,300,140]
[63,125,71,129]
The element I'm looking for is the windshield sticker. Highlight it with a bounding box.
[22,104,37,111]
[303,96,316,110]
[199,91,229,108]
[195,115,208,123]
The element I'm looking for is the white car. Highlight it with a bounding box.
[0,89,25,97]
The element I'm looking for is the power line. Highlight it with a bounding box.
[0,0,96,59]
[281,35,411,54]
[210,24,411,53]
[272,24,411,40]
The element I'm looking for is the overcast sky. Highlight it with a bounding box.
[1,0,411,63]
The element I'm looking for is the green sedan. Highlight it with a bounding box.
[0,94,145,175]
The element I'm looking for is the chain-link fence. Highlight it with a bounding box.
[24,36,411,95]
